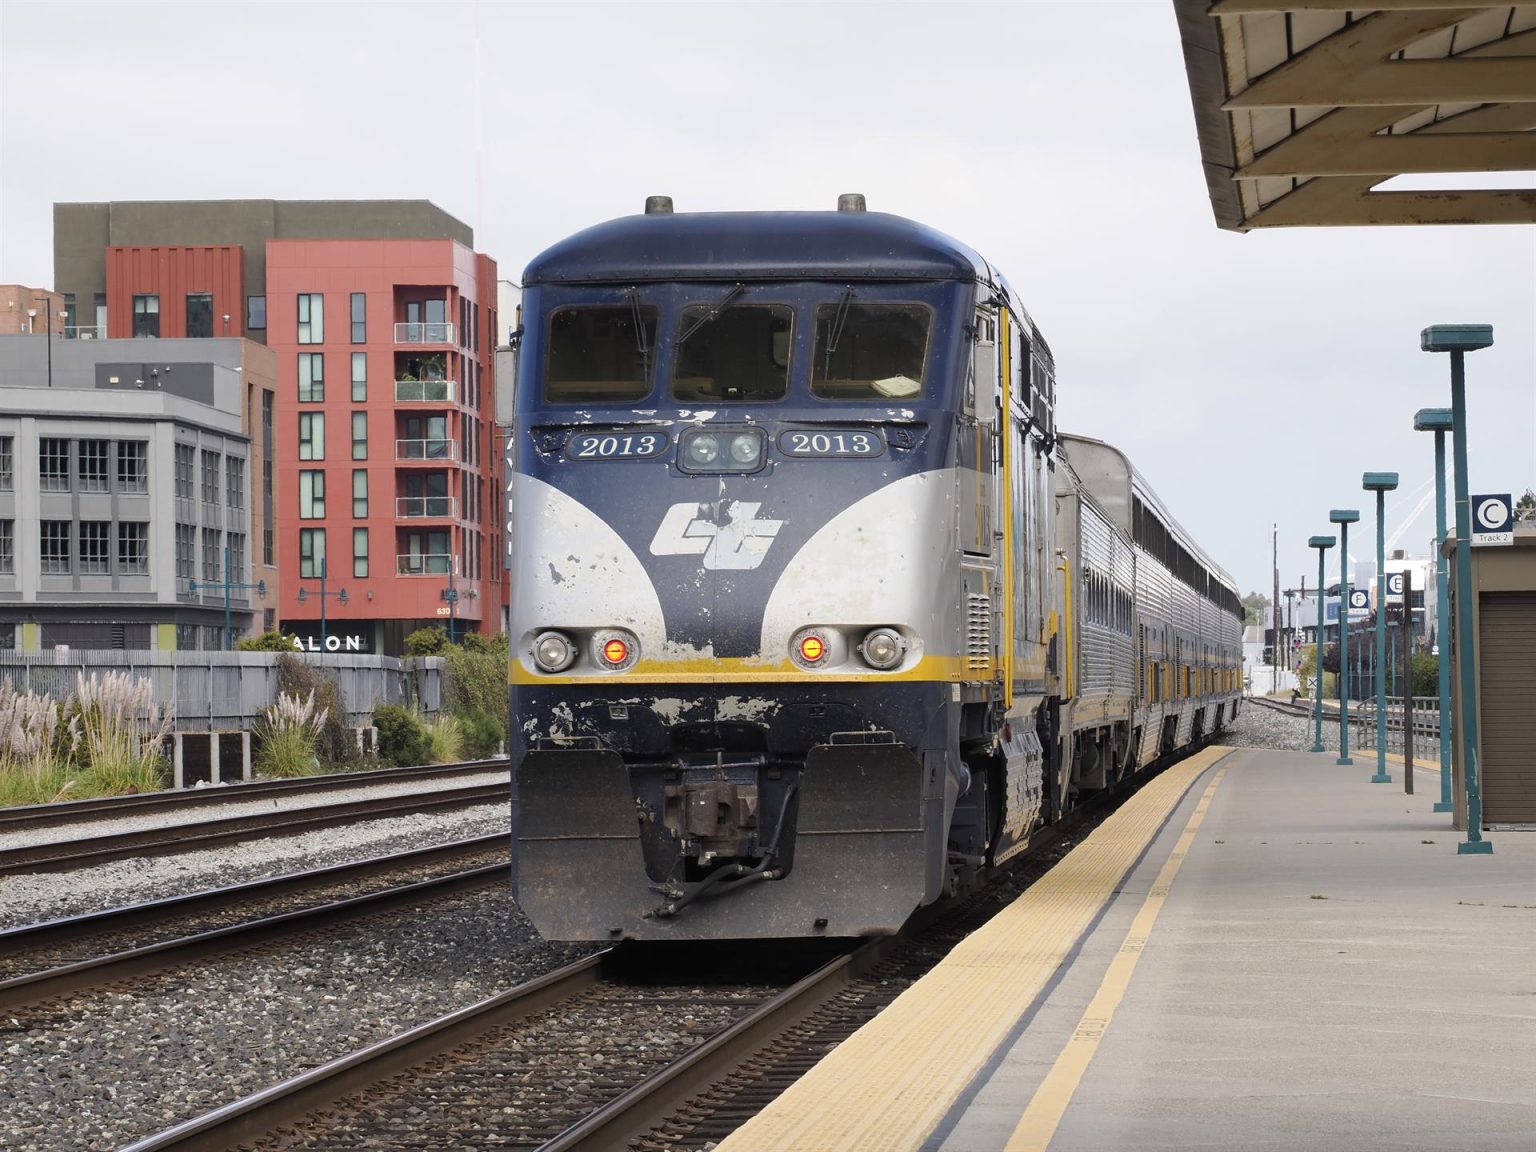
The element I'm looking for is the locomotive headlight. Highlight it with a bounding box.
[532,631,576,673]
[729,433,761,466]
[685,433,721,466]
[858,627,906,670]
[592,629,640,672]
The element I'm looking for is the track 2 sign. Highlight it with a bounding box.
[1472,493,1514,546]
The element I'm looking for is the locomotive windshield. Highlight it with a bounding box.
[673,302,793,403]
[544,305,658,403]
[812,301,930,400]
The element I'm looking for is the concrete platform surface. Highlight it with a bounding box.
[934,745,1536,1152]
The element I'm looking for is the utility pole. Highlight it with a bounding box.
[1272,524,1281,695]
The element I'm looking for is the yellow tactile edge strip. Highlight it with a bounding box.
[716,745,1233,1152]
[1004,761,1229,1151]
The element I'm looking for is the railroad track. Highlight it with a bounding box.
[0,835,510,1011]
[0,757,508,835]
[120,746,1175,1152]
[1247,694,1440,735]
[0,779,509,876]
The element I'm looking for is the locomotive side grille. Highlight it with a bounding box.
[966,593,992,672]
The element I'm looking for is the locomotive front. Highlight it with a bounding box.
[509,206,989,940]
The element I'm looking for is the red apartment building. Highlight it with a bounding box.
[53,200,506,654]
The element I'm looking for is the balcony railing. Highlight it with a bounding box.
[394,322,455,345]
[64,325,107,340]
[395,496,458,519]
[396,553,458,576]
[394,378,457,403]
[395,438,457,462]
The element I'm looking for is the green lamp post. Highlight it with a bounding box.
[1413,407,1455,814]
[1363,472,1399,784]
[1308,534,1335,753]
[1329,508,1360,766]
[1421,324,1494,855]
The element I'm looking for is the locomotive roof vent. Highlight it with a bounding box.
[837,193,867,213]
[644,195,674,215]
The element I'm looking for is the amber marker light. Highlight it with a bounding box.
[799,635,825,662]
[602,637,629,666]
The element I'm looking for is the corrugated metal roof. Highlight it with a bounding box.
[1174,3,1536,229]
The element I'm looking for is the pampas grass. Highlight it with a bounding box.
[254,690,328,778]
[424,712,465,764]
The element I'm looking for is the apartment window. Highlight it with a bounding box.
[40,438,70,490]
[202,528,222,582]
[247,296,267,331]
[353,527,368,578]
[78,439,109,492]
[80,521,110,574]
[175,523,196,580]
[297,293,324,344]
[299,470,326,519]
[0,436,12,490]
[351,352,367,401]
[186,293,213,338]
[264,608,275,633]
[174,444,195,499]
[226,456,245,510]
[228,532,246,581]
[41,521,71,574]
[298,352,325,401]
[352,469,368,517]
[350,293,366,343]
[201,450,221,503]
[94,292,107,334]
[299,527,326,579]
[299,413,325,460]
[264,528,274,568]
[118,522,149,575]
[352,412,367,460]
[117,441,148,493]
[0,520,12,575]
[133,294,160,338]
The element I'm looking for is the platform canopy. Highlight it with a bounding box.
[1174,3,1536,229]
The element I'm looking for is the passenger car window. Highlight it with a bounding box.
[673,304,792,403]
[812,303,930,400]
[545,306,657,403]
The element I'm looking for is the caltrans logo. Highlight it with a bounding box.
[650,501,783,570]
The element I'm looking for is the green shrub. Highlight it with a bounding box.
[374,703,432,767]
[1411,652,1438,697]
[0,759,75,807]
[405,626,450,656]
[236,630,300,652]
[444,645,505,734]
[459,706,504,760]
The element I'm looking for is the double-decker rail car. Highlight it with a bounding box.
[507,198,1238,942]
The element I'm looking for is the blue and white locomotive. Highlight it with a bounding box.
[506,197,1241,941]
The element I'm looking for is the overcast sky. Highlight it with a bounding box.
[1,0,1532,598]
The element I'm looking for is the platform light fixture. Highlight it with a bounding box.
[1307,535,1336,754]
[1328,509,1360,766]
[1362,473,1399,785]
[1413,407,1456,815]
[1421,323,1494,854]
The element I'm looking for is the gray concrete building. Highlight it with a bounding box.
[0,336,279,650]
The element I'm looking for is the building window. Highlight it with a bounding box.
[228,532,246,581]
[0,520,11,575]
[352,412,367,460]
[299,470,325,518]
[133,294,160,338]
[175,443,195,499]
[79,521,110,574]
[78,439,109,492]
[351,292,366,343]
[41,520,71,574]
[176,523,196,580]
[117,441,148,493]
[186,293,214,338]
[353,469,368,517]
[118,522,149,575]
[297,293,324,344]
[201,449,221,503]
[94,292,107,334]
[298,352,325,401]
[351,352,367,401]
[299,527,326,578]
[202,527,222,582]
[226,456,245,510]
[0,436,13,491]
[40,438,70,491]
[264,608,275,633]
[299,413,325,460]
[247,295,267,331]
[353,527,368,577]
[264,528,274,568]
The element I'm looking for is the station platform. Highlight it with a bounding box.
[718,745,1536,1152]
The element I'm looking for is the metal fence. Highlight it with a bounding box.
[0,650,444,732]
[1353,696,1442,761]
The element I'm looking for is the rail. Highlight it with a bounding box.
[395,495,458,519]
[393,322,455,345]
[394,438,457,461]
[396,552,457,575]
[393,378,456,403]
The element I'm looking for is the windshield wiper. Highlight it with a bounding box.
[626,287,652,374]
[676,283,746,345]
[822,286,856,377]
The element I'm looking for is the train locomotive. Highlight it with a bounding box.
[506,197,1242,941]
